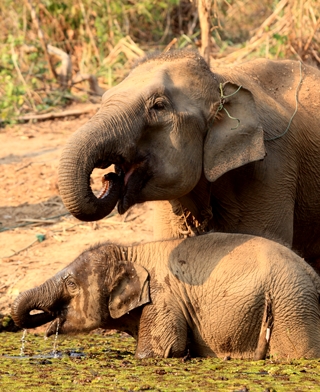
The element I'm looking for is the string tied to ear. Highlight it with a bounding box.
[213,83,242,130]
[265,61,303,142]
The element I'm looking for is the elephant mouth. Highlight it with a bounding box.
[97,159,152,214]
[45,316,65,337]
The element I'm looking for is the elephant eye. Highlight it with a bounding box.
[65,277,78,293]
[151,100,165,111]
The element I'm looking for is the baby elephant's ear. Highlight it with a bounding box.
[109,262,150,319]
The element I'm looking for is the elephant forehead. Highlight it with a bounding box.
[60,262,100,284]
[102,71,169,102]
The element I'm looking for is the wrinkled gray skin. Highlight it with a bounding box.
[11,233,320,359]
[58,50,320,268]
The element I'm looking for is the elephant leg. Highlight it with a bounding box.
[135,303,188,358]
[270,302,320,359]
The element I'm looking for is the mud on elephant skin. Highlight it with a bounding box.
[58,50,320,266]
[11,232,320,359]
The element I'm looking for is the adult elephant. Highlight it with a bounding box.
[58,50,320,266]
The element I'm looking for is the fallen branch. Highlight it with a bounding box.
[17,104,100,122]
[2,239,38,260]
[16,218,58,224]
[72,74,106,96]
[47,45,72,87]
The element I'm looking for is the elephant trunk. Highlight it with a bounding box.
[11,280,61,329]
[58,107,143,221]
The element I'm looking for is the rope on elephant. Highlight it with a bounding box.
[265,61,303,142]
[213,83,242,130]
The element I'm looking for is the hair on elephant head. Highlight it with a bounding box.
[58,50,320,266]
[11,232,320,359]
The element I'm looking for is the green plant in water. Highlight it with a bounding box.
[1,331,320,391]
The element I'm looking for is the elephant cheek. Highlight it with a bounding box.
[63,306,102,333]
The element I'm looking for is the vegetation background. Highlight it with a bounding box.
[1,0,319,124]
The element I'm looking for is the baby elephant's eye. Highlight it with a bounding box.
[65,277,78,293]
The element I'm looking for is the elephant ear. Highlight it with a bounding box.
[204,82,266,182]
[108,262,150,319]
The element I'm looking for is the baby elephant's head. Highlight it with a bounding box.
[11,244,150,336]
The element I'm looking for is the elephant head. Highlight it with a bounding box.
[11,245,150,336]
[58,51,265,222]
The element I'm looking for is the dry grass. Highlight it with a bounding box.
[0,0,319,122]
[211,0,320,65]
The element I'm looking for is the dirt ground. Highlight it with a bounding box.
[0,104,154,315]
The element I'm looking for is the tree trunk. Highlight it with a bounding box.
[197,0,212,66]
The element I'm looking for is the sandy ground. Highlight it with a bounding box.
[0,104,154,315]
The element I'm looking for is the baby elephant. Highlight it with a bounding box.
[11,233,320,359]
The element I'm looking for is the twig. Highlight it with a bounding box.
[15,162,32,172]
[303,17,320,54]
[249,0,288,44]
[17,104,99,122]
[52,223,82,233]
[10,43,37,112]
[16,218,58,224]
[24,0,57,79]
[312,49,320,63]
[79,0,100,64]
[2,239,38,259]
[105,0,114,47]
[102,36,144,66]
[163,38,178,53]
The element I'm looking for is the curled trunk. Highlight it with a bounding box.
[59,107,141,220]
[58,119,123,221]
[11,281,60,329]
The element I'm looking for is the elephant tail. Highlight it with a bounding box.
[253,294,274,361]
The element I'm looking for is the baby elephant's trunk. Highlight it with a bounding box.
[11,280,60,329]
